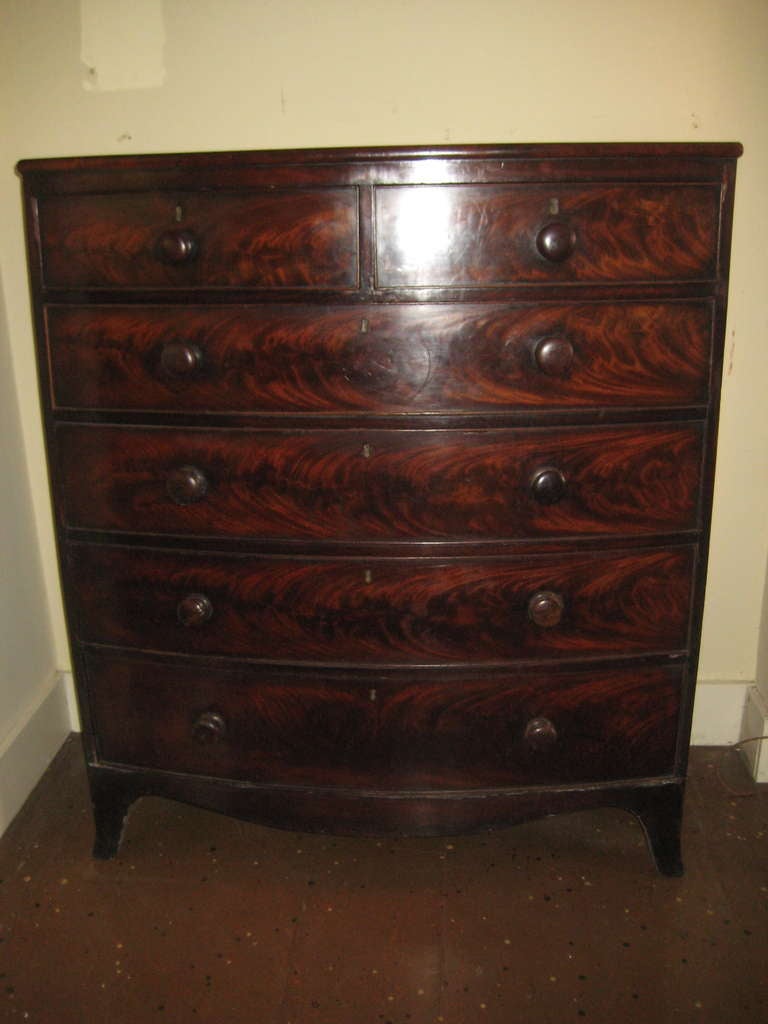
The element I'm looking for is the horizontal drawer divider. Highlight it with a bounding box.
[52,416,709,434]
[79,640,690,676]
[64,534,693,556]
[62,529,703,557]
[48,407,711,428]
[40,282,720,305]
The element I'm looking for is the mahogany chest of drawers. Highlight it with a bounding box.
[18,143,741,874]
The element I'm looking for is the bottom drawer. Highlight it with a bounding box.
[84,650,682,789]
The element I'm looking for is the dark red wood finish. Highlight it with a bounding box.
[55,422,703,540]
[17,143,741,874]
[45,301,713,413]
[37,189,359,289]
[67,544,694,663]
[375,184,720,286]
[84,650,681,788]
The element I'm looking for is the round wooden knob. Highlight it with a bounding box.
[534,337,574,377]
[177,593,213,628]
[166,465,209,505]
[527,590,564,628]
[524,716,558,751]
[530,467,566,505]
[159,342,203,378]
[156,229,199,265]
[535,221,576,263]
[192,710,226,744]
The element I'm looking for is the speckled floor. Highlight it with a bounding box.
[0,737,766,1023]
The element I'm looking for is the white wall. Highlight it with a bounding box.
[0,0,766,766]
[0,249,68,835]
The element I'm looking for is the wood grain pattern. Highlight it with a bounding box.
[18,143,741,867]
[68,544,693,663]
[45,301,712,413]
[84,649,681,787]
[37,190,359,289]
[56,422,703,540]
[375,184,720,286]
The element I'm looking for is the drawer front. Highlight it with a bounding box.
[68,545,693,664]
[37,190,359,289]
[56,423,703,541]
[45,301,712,413]
[84,650,681,787]
[375,184,719,287]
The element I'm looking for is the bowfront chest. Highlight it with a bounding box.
[18,143,741,873]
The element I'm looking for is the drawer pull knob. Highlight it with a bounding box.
[534,337,574,377]
[535,221,576,263]
[524,716,558,751]
[192,710,226,744]
[166,465,209,505]
[156,229,199,265]
[528,590,564,628]
[177,592,213,628]
[159,342,203,378]
[530,467,566,505]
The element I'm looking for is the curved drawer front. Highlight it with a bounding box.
[84,649,681,787]
[45,301,712,413]
[68,545,693,664]
[37,189,359,289]
[375,183,720,286]
[56,423,703,540]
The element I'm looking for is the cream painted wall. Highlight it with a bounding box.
[0,0,766,700]
[0,269,53,717]
[0,207,65,831]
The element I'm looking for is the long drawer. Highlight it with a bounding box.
[84,649,682,787]
[67,544,694,664]
[56,423,703,541]
[374,183,720,286]
[37,188,359,289]
[44,301,712,414]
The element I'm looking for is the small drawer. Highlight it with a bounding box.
[45,300,712,414]
[68,544,694,664]
[55,422,703,541]
[84,649,682,787]
[375,183,720,287]
[36,189,359,289]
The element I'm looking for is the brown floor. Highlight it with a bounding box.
[0,738,766,1024]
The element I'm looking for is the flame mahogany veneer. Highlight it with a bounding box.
[18,143,741,874]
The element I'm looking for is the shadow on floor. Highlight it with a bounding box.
[0,737,766,1023]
